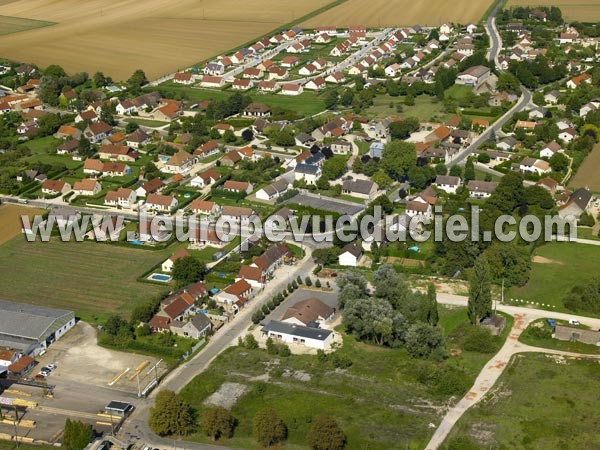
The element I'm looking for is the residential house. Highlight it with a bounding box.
[104,188,137,208]
[519,157,551,176]
[173,72,193,85]
[170,313,212,339]
[83,158,104,175]
[73,179,101,196]
[56,139,80,156]
[294,163,321,185]
[190,168,221,188]
[255,179,289,201]
[162,248,190,272]
[405,200,432,219]
[189,199,220,215]
[331,140,352,154]
[434,175,461,194]
[540,141,562,158]
[54,125,82,140]
[558,188,592,220]
[145,193,178,212]
[221,150,242,167]
[98,144,137,162]
[341,179,378,200]
[467,180,498,198]
[84,121,112,143]
[232,79,253,90]
[304,77,326,91]
[281,83,303,96]
[41,179,71,196]
[244,103,271,117]
[221,205,255,224]
[236,265,265,289]
[281,297,334,327]
[223,180,253,194]
[136,178,164,198]
[251,244,292,279]
[261,320,333,350]
[163,150,194,174]
[126,129,151,148]
[200,76,224,88]
[455,65,490,86]
[566,73,592,89]
[339,242,363,267]
[101,162,131,177]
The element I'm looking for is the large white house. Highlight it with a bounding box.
[261,320,333,350]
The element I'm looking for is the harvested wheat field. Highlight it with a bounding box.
[571,143,600,193]
[0,204,44,246]
[0,0,332,80]
[302,0,493,28]
[507,0,600,22]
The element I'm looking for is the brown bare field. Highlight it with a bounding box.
[302,0,493,27]
[571,143,600,192]
[0,0,332,80]
[506,0,600,22]
[0,204,44,245]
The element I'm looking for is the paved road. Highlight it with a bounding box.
[448,3,532,167]
[118,249,316,449]
[424,293,600,449]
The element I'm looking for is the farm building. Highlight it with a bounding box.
[0,300,75,356]
[261,320,333,350]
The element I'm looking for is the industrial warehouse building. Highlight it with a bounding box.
[0,300,75,357]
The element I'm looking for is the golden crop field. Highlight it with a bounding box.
[507,0,600,22]
[571,144,600,192]
[302,0,494,28]
[0,204,44,246]
[0,0,332,80]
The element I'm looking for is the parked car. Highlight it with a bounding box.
[568,319,581,326]
[47,363,57,370]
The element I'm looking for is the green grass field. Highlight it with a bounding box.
[0,236,171,320]
[369,94,447,121]
[444,353,600,449]
[179,306,509,449]
[124,118,169,128]
[154,86,326,116]
[0,15,55,36]
[507,243,600,311]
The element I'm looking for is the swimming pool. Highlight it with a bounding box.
[160,156,169,163]
[129,240,144,245]
[148,273,172,282]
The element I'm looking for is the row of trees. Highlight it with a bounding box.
[149,389,346,449]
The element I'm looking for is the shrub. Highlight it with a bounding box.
[463,326,498,353]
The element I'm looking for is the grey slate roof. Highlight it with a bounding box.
[295,163,320,175]
[261,320,332,341]
[0,300,74,341]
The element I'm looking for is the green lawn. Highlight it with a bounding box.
[444,353,600,450]
[576,227,600,241]
[0,15,55,36]
[152,86,326,116]
[0,236,172,322]
[179,306,510,449]
[507,242,600,311]
[369,94,447,121]
[124,117,169,128]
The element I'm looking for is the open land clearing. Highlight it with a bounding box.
[0,0,333,80]
[571,143,600,193]
[507,243,600,310]
[302,0,493,28]
[0,236,170,319]
[0,204,44,245]
[507,0,600,22]
[445,353,600,449]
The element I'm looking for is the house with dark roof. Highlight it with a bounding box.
[170,313,212,339]
[342,179,378,200]
[261,320,333,350]
[339,242,363,267]
[559,188,593,220]
[255,179,289,201]
[467,180,499,198]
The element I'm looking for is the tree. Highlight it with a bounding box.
[63,418,93,450]
[253,408,287,447]
[126,121,139,134]
[307,416,346,450]
[202,407,234,441]
[172,256,206,284]
[405,322,444,358]
[148,390,194,437]
[449,165,463,178]
[463,158,475,182]
[372,169,393,189]
[242,128,254,142]
[484,242,531,287]
[381,140,417,181]
[549,152,569,172]
[389,117,420,140]
[127,69,147,92]
[468,255,492,325]
[487,171,525,214]
[78,137,92,157]
[419,283,439,326]
[93,71,107,87]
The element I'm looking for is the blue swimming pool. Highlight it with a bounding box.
[129,240,144,245]
[161,156,169,163]
[148,273,172,282]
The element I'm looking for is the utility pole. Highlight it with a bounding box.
[13,405,19,449]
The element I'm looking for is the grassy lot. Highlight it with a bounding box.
[576,227,600,241]
[507,243,600,311]
[0,204,45,246]
[124,117,169,128]
[0,15,55,36]
[0,442,58,450]
[474,168,502,182]
[0,237,172,321]
[571,143,600,193]
[23,136,82,170]
[154,86,326,116]
[179,306,510,449]
[519,319,600,355]
[369,94,447,121]
[444,353,600,449]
